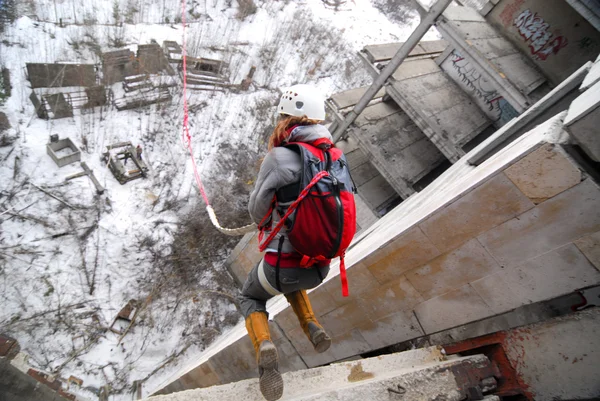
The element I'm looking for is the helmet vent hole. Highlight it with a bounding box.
[295,101,304,109]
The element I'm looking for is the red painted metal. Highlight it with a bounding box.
[27,369,61,391]
[444,332,534,400]
[0,334,19,359]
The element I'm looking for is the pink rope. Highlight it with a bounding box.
[181,0,209,205]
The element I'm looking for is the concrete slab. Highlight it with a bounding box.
[391,58,440,81]
[145,347,497,401]
[352,101,445,191]
[389,68,491,149]
[419,172,534,253]
[574,231,600,271]
[470,273,527,315]
[285,325,371,368]
[362,40,448,63]
[418,40,449,54]
[363,226,441,284]
[414,284,494,334]
[358,276,424,321]
[357,310,423,350]
[353,100,399,125]
[354,194,379,233]
[350,161,380,187]
[428,291,584,346]
[390,71,453,98]
[414,82,469,118]
[363,42,421,63]
[319,300,373,338]
[563,75,600,128]
[504,143,582,204]
[478,179,600,268]
[491,52,547,95]
[355,174,398,212]
[405,238,501,299]
[329,86,385,110]
[432,101,492,147]
[386,83,463,162]
[472,244,600,314]
[443,4,486,22]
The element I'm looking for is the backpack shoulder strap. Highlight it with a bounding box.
[285,141,326,162]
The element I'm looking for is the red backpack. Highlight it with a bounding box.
[258,141,357,297]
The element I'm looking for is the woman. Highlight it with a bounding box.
[241,84,333,401]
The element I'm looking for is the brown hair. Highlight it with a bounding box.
[268,115,321,150]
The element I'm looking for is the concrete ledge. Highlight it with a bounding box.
[146,347,499,401]
[565,79,600,162]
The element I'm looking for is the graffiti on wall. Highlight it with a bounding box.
[513,9,568,60]
[442,51,519,126]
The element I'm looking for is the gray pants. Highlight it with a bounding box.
[239,258,330,318]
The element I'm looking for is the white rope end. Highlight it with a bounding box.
[206,205,257,236]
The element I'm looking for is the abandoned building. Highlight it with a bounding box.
[26,63,109,119]
[24,40,234,118]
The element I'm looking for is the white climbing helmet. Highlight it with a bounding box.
[277,84,326,121]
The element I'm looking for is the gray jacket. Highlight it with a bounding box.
[249,124,333,253]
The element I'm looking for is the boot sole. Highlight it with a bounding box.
[312,330,332,353]
[259,342,283,401]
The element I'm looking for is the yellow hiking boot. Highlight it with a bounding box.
[245,312,283,401]
[285,290,332,353]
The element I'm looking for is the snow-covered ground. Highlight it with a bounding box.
[0,0,438,399]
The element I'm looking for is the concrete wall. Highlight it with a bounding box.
[440,48,520,126]
[153,111,600,396]
[439,4,546,106]
[44,93,73,119]
[47,138,81,167]
[487,0,600,85]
